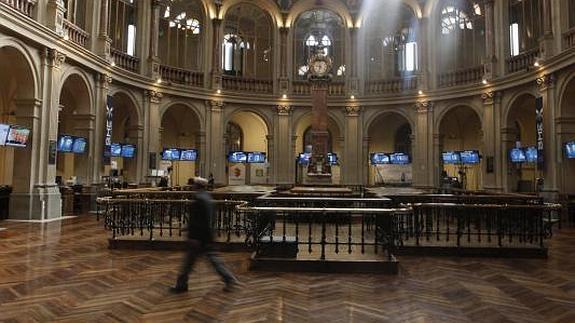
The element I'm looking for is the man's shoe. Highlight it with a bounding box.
[169,286,188,294]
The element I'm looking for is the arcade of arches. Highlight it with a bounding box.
[0,0,575,220]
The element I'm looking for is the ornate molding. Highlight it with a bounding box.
[208,99,224,112]
[43,48,66,68]
[344,106,361,116]
[97,73,112,88]
[481,91,501,105]
[536,74,556,91]
[415,101,433,113]
[145,90,163,104]
[277,105,292,116]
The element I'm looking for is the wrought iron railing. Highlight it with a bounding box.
[160,65,203,87]
[438,65,483,87]
[0,0,35,17]
[111,48,139,73]
[63,19,89,48]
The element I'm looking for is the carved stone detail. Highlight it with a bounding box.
[344,106,361,116]
[536,74,556,91]
[97,73,113,88]
[209,100,224,112]
[416,101,433,113]
[277,105,292,115]
[145,90,163,104]
[43,48,66,68]
[481,91,501,105]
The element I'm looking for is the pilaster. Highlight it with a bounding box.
[144,89,163,177]
[210,18,223,90]
[206,100,225,184]
[274,105,293,184]
[481,91,503,191]
[483,0,497,80]
[95,0,111,60]
[279,27,290,94]
[148,0,162,79]
[536,74,559,199]
[414,101,434,187]
[343,106,361,185]
[46,0,66,36]
[92,73,112,184]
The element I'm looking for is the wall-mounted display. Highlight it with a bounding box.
[298,152,311,165]
[5,126,30,148]
[180,149,198,161]
[110,143,122,157]
[121,144,135,158]
[228,151,247,163]
[0,123,10,146]
[525,146,538,163]
[72,137,87,154]
[509,148,526,163]
[370,153,390,165]
[442,151,461,164]
[565,141,575,159]
[247,152,266,163]
[327,152,338,165]
[460,150,480,164]
[390,153,410,164]
[162,148,180,161]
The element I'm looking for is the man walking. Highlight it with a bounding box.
[171,177,238,293]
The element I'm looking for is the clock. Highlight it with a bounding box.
[308,52,332,78]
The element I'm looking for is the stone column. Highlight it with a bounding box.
[279,27,290,94]
[195,131,207,177]
[137,0,153,75]
[414,101,434,187]
[343,106,362,185]
[144,90,162,178]
[124,125,144,184]
[432,133,442,188]
[361,136,370,185]
[71,113,96,185]
[274,105,293,184]
[46,0,66,36]
[539,0,555,59]
[206,100,225,184]
[266,134,274,182]
[500,127,517,192]
[481,91,503,191]
[348,27,360,95]
[210,18,223,90]
[537,74,559,200]
[483,0,497,80]
[92,73,112,184]
[494,0,508,76]
[148,0,161,79]
[96,0,111,60]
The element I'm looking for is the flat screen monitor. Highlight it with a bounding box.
[5,126,31,148]
[327,153,338,165]
[525,146,538,163]
[57,135,74,152]
[162,148,180,161]
[228,151,247,163]
[442,151,461,164]
[0,123,10,146]
[509,148,526,163]
[121,144,135,158]
[390,153,410,164]
[110,143,122,157]
[565,141,575,159]
[370,153,390,165]
[298,152,311,165]
[72,137,87,154]
[180,149,197,161]
[247,152,266,163]
[460,150,480,164]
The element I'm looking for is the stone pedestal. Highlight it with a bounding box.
[10,186,62,221]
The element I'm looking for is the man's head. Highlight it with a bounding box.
[192,176,208,190]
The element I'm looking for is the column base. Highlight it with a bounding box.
[9,186,62,221]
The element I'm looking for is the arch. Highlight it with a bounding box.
[189,0,214,20]
[292,110,345,138]
[224,106,272,134]
[219,0,282,27]
[423,0,441,18]
[503,90,538,127]
[58,67,95,116]
[159,100,205,131]
[108,88,142,125]
[358,0,422,27]
[0,37,40,100]
[286,0,354,28]
[364,109,415,138]
[558,71,575,118]
[435,102,483,134]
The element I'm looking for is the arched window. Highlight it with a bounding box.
[294,10,344,79]
[438,1,485,71]
[109,0,137,56]
[226,122,243,153]
[159,0,203,70]
[365,4,418,80]
[222,4,273,78]
[509,0,543,56]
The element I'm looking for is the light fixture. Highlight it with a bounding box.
[350,95,355,100]
[156,78,162,84]
[482,79,488,85]
[418,90,423,95]
[111,61,116,67]
[533,61,540,67]
[216,89,221,94]
[63,34,69,41]
[282,94,287,99]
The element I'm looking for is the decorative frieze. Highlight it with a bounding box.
[277,105,292,116]
[344,106,361,117]
[145,90,163,104]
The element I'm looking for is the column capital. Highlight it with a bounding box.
[277,105,292,115]
[42,48,66,68]
[145,90,163,104]
[536,74,556,91]
[279,26,289,34]
[415,101,433,113]
[208,99,224,112]
[97,73,113,88]
[344,106,361,117]
[481,91,502,105]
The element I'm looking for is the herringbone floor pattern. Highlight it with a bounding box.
[1,216,574,322]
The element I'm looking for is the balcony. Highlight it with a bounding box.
[0,0,35,17]
[292,80,346,96]
[159,65,203,87]
[367,76,418,94]
[111,48,139,73]
[63,20,89,48]
[221,76,273,94]
[438,66,483,88]
[564,27,575,50]
[507,48,540,73]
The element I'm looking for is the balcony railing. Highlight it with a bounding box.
[564,27,575,50]
[292,80,346,96]
[438,65,483,87]
[0,0,35,17]
[111,48,139,73]
[159,65,203,87]
[63,20,89,48]
[367,76,418,94]
[507,48,540,73]
[222,76,273,93]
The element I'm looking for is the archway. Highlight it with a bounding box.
[294,113,342,184]
[108,92,140,185]
[505,94,537,192]
[160,104,202,186]
[560,78,575,194]
[57,73,93,186]
[367,112,413,186]
[225,111,269,185]
[439,106,483,190]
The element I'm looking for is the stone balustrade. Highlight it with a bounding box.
[221,75,273,93]
[292,80,346,96]
[111,48,139,73]
[0,0,35,17]
[367,76,418,94]
[564,27,575,50]
[438,65,483,87]
[507,48,540,73]
[159,65,203,87]
[63,19,89,48]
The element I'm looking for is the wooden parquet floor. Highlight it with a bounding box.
[1,216,575,323]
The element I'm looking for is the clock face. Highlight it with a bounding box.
[312,60,328,76]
